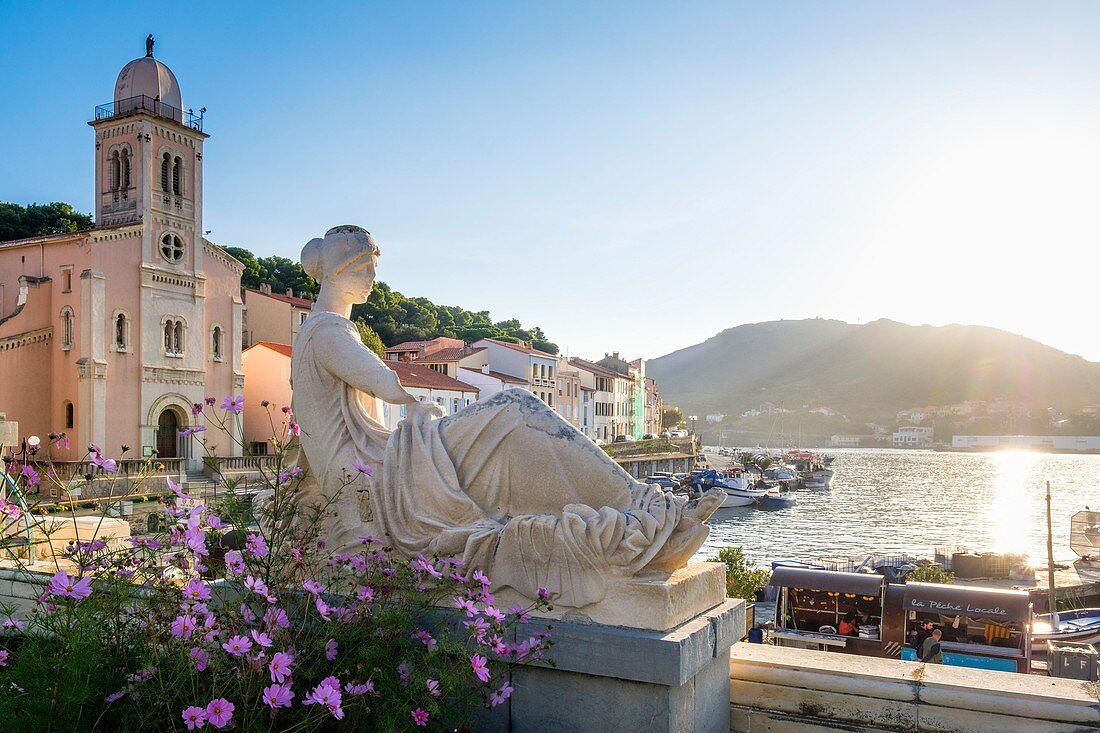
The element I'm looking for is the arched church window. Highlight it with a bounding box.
[64,401,74,430]
[120,149,131,189]
[211,325,223,361]
[164,321,173,353]
[172,156,183,196]
[114,312,129,352]
[160,233,184,263]
[108,151,120,192]
[174,322,184,354]
[161,153,171,192]
[60,307,74,350]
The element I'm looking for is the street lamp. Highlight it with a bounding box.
[688,415,698,434]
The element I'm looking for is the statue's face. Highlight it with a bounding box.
[332,253,378,304]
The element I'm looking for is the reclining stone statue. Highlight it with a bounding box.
[290,225,722,610]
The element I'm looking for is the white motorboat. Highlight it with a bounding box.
[1031,609,1100,652]
[718,470,769,507]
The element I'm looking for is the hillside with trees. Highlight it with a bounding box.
[648,318,1100,427]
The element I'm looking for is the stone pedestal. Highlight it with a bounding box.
[494,561,728,632]
[477,597,745,733]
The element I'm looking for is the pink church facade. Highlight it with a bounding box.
[0,43,244,466]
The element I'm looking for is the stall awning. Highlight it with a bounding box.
[901,582,1031,622]
[769,567,886,597]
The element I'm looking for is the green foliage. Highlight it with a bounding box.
[708,546,771,600]
[661,407,684,430]
[905,564,955,584]
[354,318,386,357]
[0,201,93,241]
[224,246,318,298]
[225,245,558,351]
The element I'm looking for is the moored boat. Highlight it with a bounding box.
[1031,609,1100,652]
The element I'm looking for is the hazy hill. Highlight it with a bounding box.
[648,318,1100,420]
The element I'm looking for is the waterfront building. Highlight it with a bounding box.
[569,357,624,442]
[951,434,1100,452]
[242,285,313,348]
[0,43,244,466]
[383,336,465,363]
[891,426,934,447]
[454,364,528,401]
[644,377,662,436]
[554,357,582,429]
[469,338,557,406]
[414,344,487,379]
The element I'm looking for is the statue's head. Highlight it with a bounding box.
[302,225,381,304]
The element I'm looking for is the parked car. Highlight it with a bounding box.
[641,433,656,440]
[669,429,688,438]
[644,475,676,489]
[613,434,636,443]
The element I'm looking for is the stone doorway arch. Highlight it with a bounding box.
[156,407,185,459]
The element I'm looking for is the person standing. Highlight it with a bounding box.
[910,619,935,649]
[919,628,943,664]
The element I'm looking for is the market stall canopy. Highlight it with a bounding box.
[770,567,886,597]
[902,582,1031,621]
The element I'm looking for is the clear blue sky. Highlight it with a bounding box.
[3,1,1098,361]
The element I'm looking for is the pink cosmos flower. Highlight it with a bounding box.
[411,708,429,727]
[221,634,252,656]
[352,457,373,476]
[490,681,515,707]
[220,395,244,414]
[470,653,491,683]
[537,586,550,600]
[104,690,125,703]
[189,646,209,672]
[183,526,208,556]
[182,705,206,730]
[302,579,324,595]
[262,683,294,709]
[427,678,442,697]
[268,651,293,683]
[325,638,338,661]
[182,579,211,602]
[2,615,26,632]
[302,681,343,719]
[21,464,40,486]
[0,650,9,667]
[171,614,198,639]
[245,575,270,599]
[245,533,268,557]
[224,550,245,574]
[46,571,92,601]
[263,607,290,630]
[250,629,273,648]
[345,680,375,696]
[204,397,217,406]
[484,606,506,624]
[286,421,301,437]
[191,403,204,416]
[205,698,234,728]
[91,453,118,473]
[207,515,226,530]
[356,585,375,603]
[315,596,332,621]
[179,425,206,438]
[508,603,531,622]
[0,497,22,520]
[472,569,491,587]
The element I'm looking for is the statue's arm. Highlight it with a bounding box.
[314,325,417,405]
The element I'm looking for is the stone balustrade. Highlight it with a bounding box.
[729,642,1100,732]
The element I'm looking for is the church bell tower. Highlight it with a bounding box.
[89,34,209,272]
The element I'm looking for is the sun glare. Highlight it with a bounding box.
[988,450,1042,555]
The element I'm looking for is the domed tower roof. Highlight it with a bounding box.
[114,55,183,111]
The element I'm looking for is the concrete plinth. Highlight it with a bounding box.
[477,598,745,733]
[493,561,728,631]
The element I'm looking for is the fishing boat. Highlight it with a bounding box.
[693,469,768,508]
[1031,608,1100,652]
[757,487,797,508]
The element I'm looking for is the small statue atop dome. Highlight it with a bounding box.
[145,34,155,58]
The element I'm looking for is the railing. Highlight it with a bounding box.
[94,95,204,132]
[46,458,185,483]
[203,455,280,475]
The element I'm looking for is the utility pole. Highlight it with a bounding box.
[1046,480,1058,621]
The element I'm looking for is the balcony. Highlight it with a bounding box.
[94,95,204,132]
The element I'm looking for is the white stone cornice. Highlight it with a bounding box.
[142,365,207,386]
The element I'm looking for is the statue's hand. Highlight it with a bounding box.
[409,400,446,420]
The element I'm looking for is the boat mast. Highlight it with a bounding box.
[1046,480,1058,623]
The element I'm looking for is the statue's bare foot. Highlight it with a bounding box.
[682,486,723,522]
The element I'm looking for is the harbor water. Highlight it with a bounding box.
[697,448,1100,569]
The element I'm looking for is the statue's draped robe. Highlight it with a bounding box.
[293,312,705,606]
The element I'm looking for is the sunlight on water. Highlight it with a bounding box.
[989,451,1041,554]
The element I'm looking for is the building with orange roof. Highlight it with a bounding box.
[242,284,313,348]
